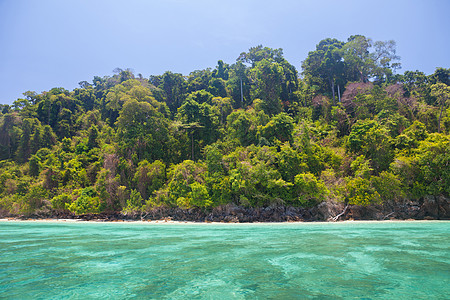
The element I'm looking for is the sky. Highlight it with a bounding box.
[0,0,449,105]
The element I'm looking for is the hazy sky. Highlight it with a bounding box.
[0,0,449,104]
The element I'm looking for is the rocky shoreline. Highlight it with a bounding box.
[1,196,448,223]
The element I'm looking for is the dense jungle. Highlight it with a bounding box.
[0,35,449,221]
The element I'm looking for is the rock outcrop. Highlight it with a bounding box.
[1,196,448,222]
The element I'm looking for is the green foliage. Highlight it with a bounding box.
[167,160,207,207]
[0,40,448,217]
[51,192,72,210]
[371,172,405,202]
[293,173,328,207]
[66,187,102,214]
[430,82,450,133]
[87,125,99,149]
[116,98,170,161]
[413,134,450,196]
[346,177,381,206]
[276,143,307,182]
[226,109,259,146]
[186,90,214,105]
[184,182,212,209]
[259,113,294,144]
[225,145,289,206]
[350,155,373,178]
[394,121,428,151]
[122,189,144,215]
[133,160,166,200]
[22,185,49,213]
[29,155,41,177]
[348,119,393,173]
[249,59,284,115]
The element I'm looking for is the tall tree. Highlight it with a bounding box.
[302,38,346,104]
[249,59,285,115]
[371,40,401,83]
[342,35,374,83]
[227,61,251,108]
[160,71,186,114]
[430,83,450,133]
[237,45,284,67]
[116,99,170,161]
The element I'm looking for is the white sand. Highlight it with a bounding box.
[0,218,447,225]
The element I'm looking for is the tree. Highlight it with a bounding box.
[160,71,186,114]
[259,112,294,144]
[167,160,207,207]
[116,99,170,161]
[66,187,102,214]
[0,113,21,160]
[401,70,429,99]
[208,78,228,98]
[345,177,381,206]
[133,160,166,200]
[430,83,450,133]
[342,35,374,83]
[122,189,144,215]
[302,38,346,104]
[212,60,229,80]
[277,143,307,182]
[87,125,99,149]
[226,108,268,146]
[212,97,233,125]
[16,118,33,162]
[226,61,251,108]
[30,125,42,154]
[187,69,212,93]
[176,99,219,160]
[74,87,96,111]
[41,125,56,149]
[371,40,401,83]
[249,59,285,115]
[293,172,328,207]
[12,98,32,111]
[348,120,393,173]
[237,45,284,67]
[429,67,450,85]
[186,90,213,105]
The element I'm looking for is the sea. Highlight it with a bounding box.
[0,220,449,299]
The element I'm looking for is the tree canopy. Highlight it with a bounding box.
[0,36,448,217]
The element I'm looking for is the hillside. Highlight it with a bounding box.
[0,36,449,220]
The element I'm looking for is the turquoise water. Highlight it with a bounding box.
[0,221,449,299]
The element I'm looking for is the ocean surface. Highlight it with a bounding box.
[0,221,449,299]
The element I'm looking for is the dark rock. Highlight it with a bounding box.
[3,195,449,222]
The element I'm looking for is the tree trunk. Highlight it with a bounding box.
[337,85,341,103]
[332,204,349,221]
[191,130,194,160]
[331,80,335,105]
[240,78,244,108]
[438,104,443,133]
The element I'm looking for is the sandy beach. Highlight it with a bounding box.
[1,218,447,225]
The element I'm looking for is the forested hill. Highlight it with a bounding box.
[0,35,449,220]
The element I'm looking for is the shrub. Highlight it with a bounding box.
[122,189,144,215]
[66,187,102,214]
[293,172,328,207]
[346,177,381,206]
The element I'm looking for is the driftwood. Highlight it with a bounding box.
[140,212,149,221]
[383,212,395,220]
[332,204,349,221]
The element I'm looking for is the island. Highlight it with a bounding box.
[0,37,449,222]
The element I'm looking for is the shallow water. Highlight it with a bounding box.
[0,221,449,299]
